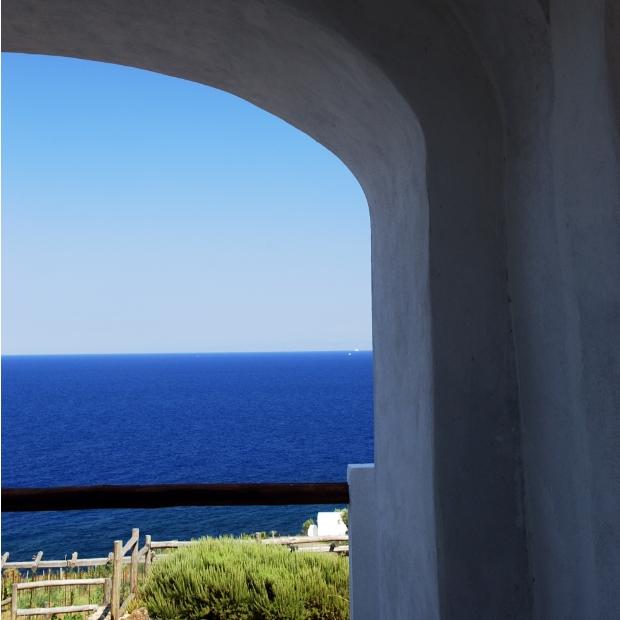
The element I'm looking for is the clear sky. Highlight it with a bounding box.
[1,53,371,355]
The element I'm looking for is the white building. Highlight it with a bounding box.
[316,511,347,537]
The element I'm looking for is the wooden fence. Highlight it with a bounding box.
[10,578,110,619]
[2,531,349,619]
[2,529,151,620]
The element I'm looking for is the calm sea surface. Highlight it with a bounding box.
[1,352,373,560]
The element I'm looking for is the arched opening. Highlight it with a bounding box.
[2,51,373,551]
[2,3,433,618]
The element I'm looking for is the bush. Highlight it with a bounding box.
[141,538,348,619]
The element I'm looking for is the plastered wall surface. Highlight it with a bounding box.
[3,1,619,618]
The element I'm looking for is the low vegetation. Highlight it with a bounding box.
[2,522,350,619]
[338,509,348,529]
[301,518,316,535]
[140,537,349,619]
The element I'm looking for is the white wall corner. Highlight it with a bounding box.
[347,463,379,620]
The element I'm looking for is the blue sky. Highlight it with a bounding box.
[1,53,371,354]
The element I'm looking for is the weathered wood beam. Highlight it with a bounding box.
[16,604,98,616]
[2,482,349,512]
[15,578,107,589]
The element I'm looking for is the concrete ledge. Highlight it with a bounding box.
[347,464,378,620]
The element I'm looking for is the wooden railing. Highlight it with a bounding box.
[2,552,115,571]
[2,482,349,512]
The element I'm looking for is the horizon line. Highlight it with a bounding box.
[1,348,373,358]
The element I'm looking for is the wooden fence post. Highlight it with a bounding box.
[130,528,139,593]
[104,577,112,607]
[144,535,152,573]
[111,540,122,620]
[11,582,18,620]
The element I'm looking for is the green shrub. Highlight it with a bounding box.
[141,537,349,619]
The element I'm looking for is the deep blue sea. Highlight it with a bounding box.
[1,352,373,561]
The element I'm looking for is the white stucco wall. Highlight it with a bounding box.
[3,1,619,618]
